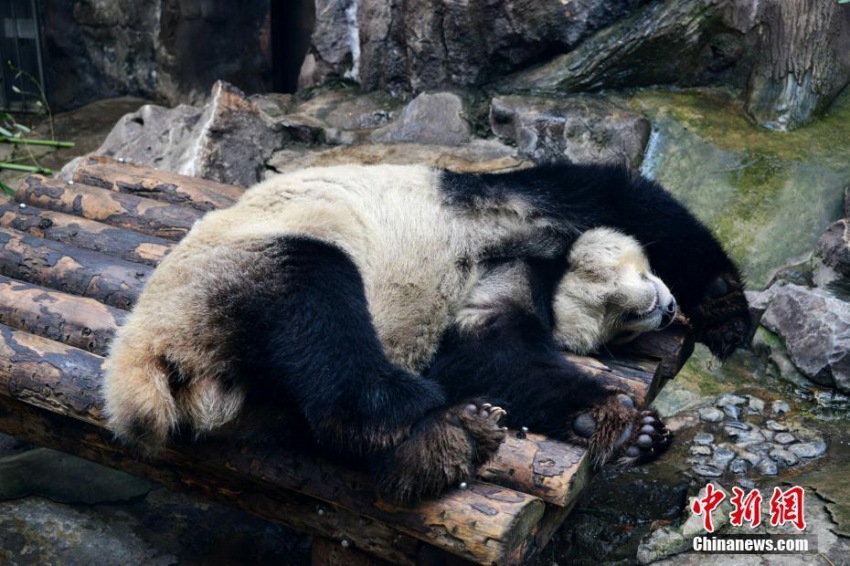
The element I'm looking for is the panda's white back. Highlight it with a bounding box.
[181,164,484,371]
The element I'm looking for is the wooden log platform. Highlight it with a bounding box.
[0,157,694,565]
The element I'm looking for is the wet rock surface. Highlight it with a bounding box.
[490,95,650,169]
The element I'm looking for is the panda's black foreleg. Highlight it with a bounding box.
[219,235,506,503]
[427,272,671,467]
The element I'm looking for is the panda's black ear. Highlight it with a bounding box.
[705,275,729,298]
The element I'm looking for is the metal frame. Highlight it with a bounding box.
[0,0,45,112]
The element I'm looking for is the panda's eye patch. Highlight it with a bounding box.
[706,276,729,298]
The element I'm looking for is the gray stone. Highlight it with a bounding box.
[729,458,749,474]
[761,284,850,393]
[752,327,814,389]
[746,286,782,326]
[774,432,796,445]
[723,404,742,420]
[716,393,748,407]
[64,81,285,187]
[727,425,766,448]
[292,90,400,133]
[765,419,788,432]
[692,463,723,478]
[815,219,850,279]
[762,430,775,441]
[489,95,650,169]
[300,0,643,93]
[690,445,712,456]
[734,450,761,466]
[371,93,471,146]
[746,396,765,414]
[499,0,747,96]
[636,526,688,565]
[756,458,778,476]
[711,446,736,468]
[0,448,152,504]
[788,441,827,459]
[699,407,724,423]
[772,400,791,415]
[769,448,800,467]
[693,432,714,446]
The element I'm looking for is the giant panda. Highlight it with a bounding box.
[103,162,750,504]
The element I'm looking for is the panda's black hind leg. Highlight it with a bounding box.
[211,235,447,457]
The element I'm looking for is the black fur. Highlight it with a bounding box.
[442,164,751,358]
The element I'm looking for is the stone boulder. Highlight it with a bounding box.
[490,96,650,168]
[62,81,285,187]
[299,0,644,93]
[815,219,850,280]
[760,284,850,393]
[371,93,470,146]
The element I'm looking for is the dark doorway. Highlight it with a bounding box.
[271,0,315,93]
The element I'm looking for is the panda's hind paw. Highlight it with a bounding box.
[458,400,508,462]
[371,400,507,506]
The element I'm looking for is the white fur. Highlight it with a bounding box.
[553,228,675,354]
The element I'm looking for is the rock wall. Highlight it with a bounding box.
[301,0,850,131]
[40,0,272,109]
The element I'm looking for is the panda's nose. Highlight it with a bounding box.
[660,299,677,327]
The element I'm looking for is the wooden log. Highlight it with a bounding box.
[0,325,546,565]
[563,354,652,406]
[611,322,694,393]
[0,203,173,266]
[0,395,424,566]
[16,175,203,241]
[0,226,150,310]
[0,275,123,355]
[478,432,589,508]
[73,156,244,211]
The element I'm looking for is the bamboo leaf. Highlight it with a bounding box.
[0,126,13,137]
[10,85,20,94]
[13,124,30,133]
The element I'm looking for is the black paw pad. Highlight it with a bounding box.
[619,410,672,465]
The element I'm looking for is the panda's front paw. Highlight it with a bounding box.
[569,392,672,467]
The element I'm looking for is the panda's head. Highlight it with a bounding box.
[553,228,678,354]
